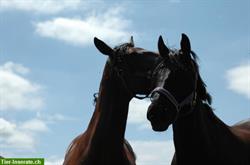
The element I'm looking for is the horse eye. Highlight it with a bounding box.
[150,92,160,102]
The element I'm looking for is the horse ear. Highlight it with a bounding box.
[158,35,170,59]
[94,37,114,56]
[180,33,191,60]
[130,36,134,47]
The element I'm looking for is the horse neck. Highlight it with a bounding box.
[172,102,242,163]
[86,63,132,158]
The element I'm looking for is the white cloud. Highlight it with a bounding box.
[0,118,16,137]
[35,112,77,124]
[49,113,73,121]
[131,140,175,165]
[0,117,49,151]
[128,98,152,129]
[6,131,35,150]
[128,99,150,124]
[0,61,30,74]
[0,0,82,14]
[35,6,134,46]
[226,61,250,99]
[20,119,49,132]
[0,61,44,111]
[0,113,74,153]
[0,118,35,150]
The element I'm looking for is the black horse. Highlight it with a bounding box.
[147,34,250,165]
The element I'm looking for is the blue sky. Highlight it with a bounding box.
[0,0,249,164]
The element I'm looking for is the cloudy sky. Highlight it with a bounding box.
[0,0,249,164]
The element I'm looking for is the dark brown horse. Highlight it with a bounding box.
[147,34,250,165]
[63,37,160,165]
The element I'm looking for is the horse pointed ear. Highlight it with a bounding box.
[158,35,170,59]
[94,37,114,56]
[180,33,191,60]
[130,36,134,47]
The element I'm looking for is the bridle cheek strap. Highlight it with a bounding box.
[151,87,196,115]
[150,61,198,121]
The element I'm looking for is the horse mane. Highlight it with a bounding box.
[190,51,212,106]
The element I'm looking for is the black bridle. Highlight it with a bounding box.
[150,58,198,122]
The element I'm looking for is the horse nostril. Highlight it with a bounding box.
[147,112,154,121]
[147,104,156,120]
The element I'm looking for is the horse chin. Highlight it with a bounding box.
[150,122,169,132]
[131,87,151,96]
[152,126,168,132]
